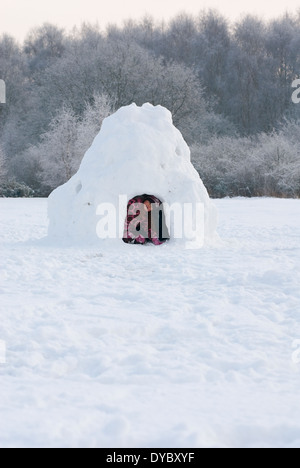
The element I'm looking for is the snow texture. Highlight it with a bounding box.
[1,198,300,448]
[48,103,218,248]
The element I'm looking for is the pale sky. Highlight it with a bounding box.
[1,0,300,41]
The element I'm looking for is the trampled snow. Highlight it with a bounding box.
[48,103,218,248]
[1,197,300,448]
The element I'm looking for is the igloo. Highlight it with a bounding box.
[48,103,218,248]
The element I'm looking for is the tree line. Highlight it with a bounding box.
[0,9,300,197]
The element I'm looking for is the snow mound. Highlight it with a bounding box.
[48,103,218,247]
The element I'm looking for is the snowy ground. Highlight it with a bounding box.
[1,197,300,448]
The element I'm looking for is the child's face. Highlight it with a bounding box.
[144,200,152,212]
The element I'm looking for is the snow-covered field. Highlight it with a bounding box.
[1,197,300,448]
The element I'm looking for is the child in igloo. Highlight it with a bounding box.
[123,194,170,245]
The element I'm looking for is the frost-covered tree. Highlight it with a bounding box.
[191,119,300,197]
[266,15,300,116]
[195,10,231,105]
[191,136,258,197]
[24,23,65,74]
[38,36,205,136]
[159,13,198,66]
[24,94,113,193]
[37,106,78,189]
[254,121,300,196]
[0,34,31,156]
[75,93,114,161]
[226,16,268,133]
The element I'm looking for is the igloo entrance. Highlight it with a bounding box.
[122,194,170,245]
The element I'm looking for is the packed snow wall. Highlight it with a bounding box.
[48,103,218,248]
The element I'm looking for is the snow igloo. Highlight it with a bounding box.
[48,103,218,248]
